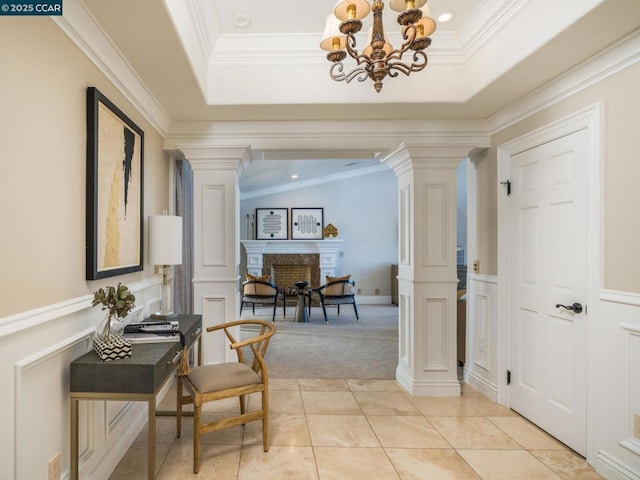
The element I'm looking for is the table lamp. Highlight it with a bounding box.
[148,213,183,319]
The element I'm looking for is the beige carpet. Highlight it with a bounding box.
[240,304,398,379]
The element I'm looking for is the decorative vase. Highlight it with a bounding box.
[93,314,132,361]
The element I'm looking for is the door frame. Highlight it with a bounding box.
[496,103,602,462]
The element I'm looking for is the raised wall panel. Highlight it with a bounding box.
[399,185,411,265]
[320,254,336,267]
[399,293,411,368]
[474,294,489,370]
[465,274,498,401]
[423,184,448,267]
[202,185,226,266]
[424,297,448,371]
[202,297,228,364]
[14,333,93,480]
[619,322,640,455]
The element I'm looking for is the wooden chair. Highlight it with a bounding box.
[240,279,286,321]
[309,276,359,323]
[176,319,276,473]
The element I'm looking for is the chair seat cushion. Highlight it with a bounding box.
[323,296,354,305]
[242,294,276,303]
[188,363,261,393]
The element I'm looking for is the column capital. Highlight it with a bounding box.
[382,143,478,174]
[170,144,251,173]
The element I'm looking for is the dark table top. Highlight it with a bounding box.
[70,314,201,395]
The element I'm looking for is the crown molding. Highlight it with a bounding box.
[487,29,640,134]
[240,163,390,200]
[53,0,171,136]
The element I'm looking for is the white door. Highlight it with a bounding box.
[508,129,588,455]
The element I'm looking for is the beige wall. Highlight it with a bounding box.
[474,62,640,292]
[469,147,498,276]
[0,18,169,317]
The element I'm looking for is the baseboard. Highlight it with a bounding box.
[594,450,640,480]
[357,295,392,305]
[464,369,498,402]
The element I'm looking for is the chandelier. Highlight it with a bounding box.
[320,0,436,92]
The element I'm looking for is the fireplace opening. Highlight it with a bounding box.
[263,254,320,291]
[271,264,311,295]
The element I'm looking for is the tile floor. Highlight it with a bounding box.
[108,379,604,480]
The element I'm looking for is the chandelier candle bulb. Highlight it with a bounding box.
[389,0,426,12]
[347,3,357,19]
[334,0,371,21]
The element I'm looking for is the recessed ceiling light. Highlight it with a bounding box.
[437,12,454,23]
[231,14,251,28]
[291,174,299,179]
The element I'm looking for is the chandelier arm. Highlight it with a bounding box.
[344,33,373,68]
[330,62,369,84]
[400,24,419,52]
[387,51,428,77]
[384,27,418,63]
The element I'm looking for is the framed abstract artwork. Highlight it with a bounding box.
[86,87,144,280]
[291,208,324,240]
[256,208,288,240]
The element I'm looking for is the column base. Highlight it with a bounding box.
[396,366,461,397]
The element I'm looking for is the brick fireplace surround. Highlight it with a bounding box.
[266,258,317,289]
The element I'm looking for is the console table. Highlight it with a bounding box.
[69,314,202,480]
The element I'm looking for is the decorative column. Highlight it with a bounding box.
[383,144,473,396]
[176,145,249,365]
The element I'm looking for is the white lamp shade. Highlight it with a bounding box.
[320,14,347,51]
[389,0,427,12]
[416,4,437,37]
[148,215,183,265]
[334,0,370,21]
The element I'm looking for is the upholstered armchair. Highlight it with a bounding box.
[309,275,359,323]
[240,275,286,322]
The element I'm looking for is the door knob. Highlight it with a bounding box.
[555,302,583,314]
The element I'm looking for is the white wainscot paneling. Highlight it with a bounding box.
[1,278,162,480]
[464,274,498,402]
[620,322,640,456]
[595,291,640,480]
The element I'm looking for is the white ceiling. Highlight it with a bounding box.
[79,0,640,193]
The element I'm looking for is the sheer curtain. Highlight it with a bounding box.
[174,159,194,314]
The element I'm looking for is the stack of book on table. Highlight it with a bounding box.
[123,321,180,344]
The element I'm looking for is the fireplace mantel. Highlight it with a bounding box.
[241,240,343,280]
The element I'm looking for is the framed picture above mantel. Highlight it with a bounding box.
[256,208,288,240]
[291,208,324,240]
[86,87,144,280]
